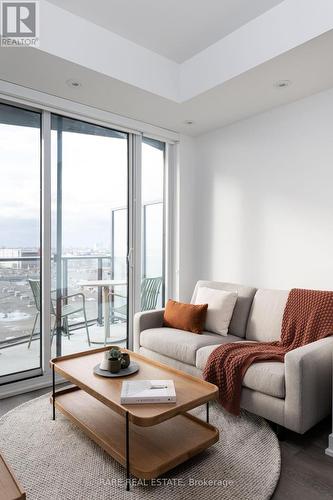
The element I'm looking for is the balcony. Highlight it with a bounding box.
[0,255,127,378]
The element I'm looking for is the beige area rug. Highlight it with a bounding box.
[0,394,280,500]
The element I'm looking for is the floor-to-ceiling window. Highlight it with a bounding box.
[141,137,165,310]
[0,96,172,391]
[0,102,41,382]
[51,115,128,356]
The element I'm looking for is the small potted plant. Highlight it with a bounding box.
[121,352,130,369]
[108,348,122,373]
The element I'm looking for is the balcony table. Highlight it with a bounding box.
[79,280,126,346]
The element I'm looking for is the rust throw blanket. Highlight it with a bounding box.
[203,288,333,415]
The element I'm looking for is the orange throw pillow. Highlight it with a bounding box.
[163,299,208,334]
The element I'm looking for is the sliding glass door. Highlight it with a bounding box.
[141,137,165,310]
[0,98,171,390]
[0,102,41,382]
[51,115,128,356]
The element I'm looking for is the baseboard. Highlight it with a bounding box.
[0,375,65,400]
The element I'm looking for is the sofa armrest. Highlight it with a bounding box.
[133,309,164,352]
[284,337,333,433]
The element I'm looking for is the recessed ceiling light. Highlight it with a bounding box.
[66,79,82,89]
[184,120,194,125]
[274,80,292,89]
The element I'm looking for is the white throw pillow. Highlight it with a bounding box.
[195,287,238,336]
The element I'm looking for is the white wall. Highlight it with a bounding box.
[188,87,333,293]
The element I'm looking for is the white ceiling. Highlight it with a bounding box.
[47,0,284,62]
[1,30,333,136]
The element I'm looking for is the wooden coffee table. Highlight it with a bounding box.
[50,347,219,490]
[0,452,26,500]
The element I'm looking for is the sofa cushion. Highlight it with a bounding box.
[246,289,290,341]
[191,281,257,338]
[196,344,285,398]
[140,327,240,365]
[243,362,285,398]
[194,287,238,336]
[163,299,208,334]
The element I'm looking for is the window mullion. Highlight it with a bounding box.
[41,110,52,375]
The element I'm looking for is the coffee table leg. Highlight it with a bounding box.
[206,401,209,423]
[125,411,130,491]
[52,364,55,420]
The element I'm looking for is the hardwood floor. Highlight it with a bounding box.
[0,387,52,417]
[273,418,333,500]
[1,388,332,499]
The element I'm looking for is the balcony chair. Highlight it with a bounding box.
[28,279,91,348]
[111,277,163,322]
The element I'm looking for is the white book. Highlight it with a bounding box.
[120,380,176,404]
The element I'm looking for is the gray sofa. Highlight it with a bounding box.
[134,280,333,434]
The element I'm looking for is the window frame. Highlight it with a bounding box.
[0,100,43,385]
[0,90,177,397]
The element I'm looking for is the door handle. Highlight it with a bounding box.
[127,248,134,268]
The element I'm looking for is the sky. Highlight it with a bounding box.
[0,120,164,252]
[0,123,40,248]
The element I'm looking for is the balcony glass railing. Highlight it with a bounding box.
[0,254,114,349]
[0,196,164,354]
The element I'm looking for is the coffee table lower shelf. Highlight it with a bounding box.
[53,388,219,480]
